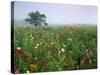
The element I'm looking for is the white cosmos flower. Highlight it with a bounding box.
[36,44,39,46]
[35,46,37,49]
[57,34,60,37]
[34,57,37,60]
[23,26,26,28]
[59,51,61,54]
[26,70,30,73]
[30,34,33,37]
[51,42,53,45]
[61,48,65,52]
[17,47,21,50]
[67,38,72,41]
[31,37,34,40]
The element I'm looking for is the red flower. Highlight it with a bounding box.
[16,50,22,55]
[23,56,29,61]
[42,58,48,69]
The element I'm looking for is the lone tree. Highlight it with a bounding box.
[25,11,48,26]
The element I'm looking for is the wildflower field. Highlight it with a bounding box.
[14,25,97,73]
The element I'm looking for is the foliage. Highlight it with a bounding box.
[14,25,97,73]
[25,11,47,26]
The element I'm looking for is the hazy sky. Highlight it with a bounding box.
[14,1,97,24]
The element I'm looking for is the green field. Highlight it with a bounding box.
[14,25,97,73]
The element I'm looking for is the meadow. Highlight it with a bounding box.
[14,25,97,73]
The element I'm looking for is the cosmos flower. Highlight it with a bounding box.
[58,51,61,54]
[61,48,65,52]
[57,34,60,37]
[31,37,34,40]
[16,50,22,55]
[30,34,33,37]
[17,47,21,50]
[30,64,36,72]
[36,44,39,46]
[35,46,37,49]
[67,38,72,41]
[34,57,37,60]
[42,58,48,69]
[23,56,29,61]
[23,26,26,28]
[51,42,54,45]
[26,70,30,73]
[34,57,37,64]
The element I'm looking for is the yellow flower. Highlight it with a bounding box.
[30,64,36,68]
[29,64,36,72]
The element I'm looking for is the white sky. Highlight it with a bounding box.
[14,1,97,24]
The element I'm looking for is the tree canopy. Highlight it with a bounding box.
[25,11,48,26]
